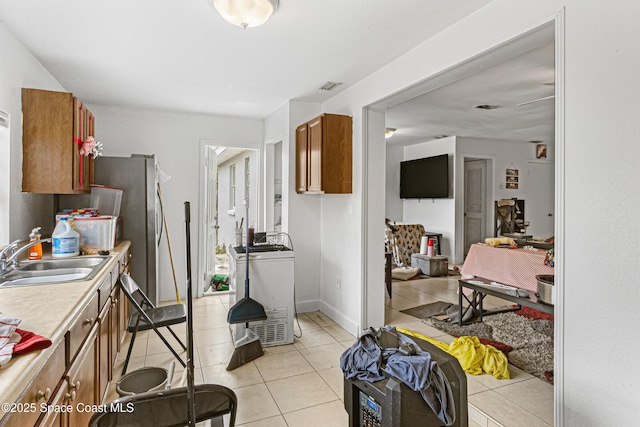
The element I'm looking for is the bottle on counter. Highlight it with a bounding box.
[28,227,43,260]
[52,218,79,258]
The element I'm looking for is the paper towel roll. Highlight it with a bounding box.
[420,236,428,255]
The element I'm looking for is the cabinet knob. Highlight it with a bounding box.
[36,388,51,401]
[83,318,94,326]
[65,391,76,402]
[69,380,80,391]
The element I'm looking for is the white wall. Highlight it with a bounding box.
[402,138,456,259]
[310,0,640,424]
[87,105,263,302]
[0,21,66,244]
[454,137,555,261]
[385,136,554,263]
[384,144,403,222]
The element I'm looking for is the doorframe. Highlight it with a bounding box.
[198,139,264,298]
[362,13,565,426]
[461,156,492,257]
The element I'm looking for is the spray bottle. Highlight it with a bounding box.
[28,227,43,260]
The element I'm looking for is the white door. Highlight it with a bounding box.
[204,146,218,288]
[526,162,554,237]
[464,159,487,256]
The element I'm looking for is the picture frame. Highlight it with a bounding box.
[536,144,547,159]
[506,168,518,176]
[506,182,519,190]
[506,175,518,183]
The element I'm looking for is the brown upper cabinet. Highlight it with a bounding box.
[22,88,95,194]
[296,113,352,194]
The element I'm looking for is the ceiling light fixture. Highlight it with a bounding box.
[213,0,279,29]
[385,128,396,139]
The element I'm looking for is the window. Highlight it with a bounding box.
[244,157,250,200]
[229,164,236,213]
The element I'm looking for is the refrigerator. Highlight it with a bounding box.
[94,154,161,304]
[59,154,161,304]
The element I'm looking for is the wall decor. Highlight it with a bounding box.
[536,143,547,159]
[506,165,519,189]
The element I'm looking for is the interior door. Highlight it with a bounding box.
[204,146,218,289]
[526,162,554,237]
[464,159,487,256]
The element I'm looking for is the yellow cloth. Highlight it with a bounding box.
[396,327,510,380]
[484,237,516,247]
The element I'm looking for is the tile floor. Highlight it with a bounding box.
[385,274,554,427]
[105,273,553,426]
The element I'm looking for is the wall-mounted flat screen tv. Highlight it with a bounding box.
[400,154,449,199]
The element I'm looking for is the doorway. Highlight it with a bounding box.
[464,159,488,256]
[199,143,261,296]
[367,17,563,425]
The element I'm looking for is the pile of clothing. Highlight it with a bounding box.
[340,326,456,426]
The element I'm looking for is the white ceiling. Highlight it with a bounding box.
[385,41,556,146]
[0,0,491,118]
[0,1,554,146]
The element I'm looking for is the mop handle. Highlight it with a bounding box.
[244,198,250,299]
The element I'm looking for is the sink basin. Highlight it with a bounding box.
[0,256,110,288]
[19,256,109,271]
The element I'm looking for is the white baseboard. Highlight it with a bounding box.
[319,301,360,337]
[295,299,320,314]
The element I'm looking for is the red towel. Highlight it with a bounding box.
[13,328,52,355]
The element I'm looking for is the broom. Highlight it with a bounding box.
[226,199,266,371]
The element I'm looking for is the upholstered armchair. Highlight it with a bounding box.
[385,223,425,268]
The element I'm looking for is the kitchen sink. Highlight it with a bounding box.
[0,256,110,288]
[18,256,109,271]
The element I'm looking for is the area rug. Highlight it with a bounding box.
[400,301,453,319]
[412,306,554,383]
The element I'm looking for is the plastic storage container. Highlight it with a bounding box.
[52,218,79,258]
[90,185,123,217]
[74,216,115,254]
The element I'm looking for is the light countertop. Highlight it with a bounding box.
[0,241,130,418]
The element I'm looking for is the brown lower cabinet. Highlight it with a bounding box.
[0,247,130,427]
[66,326,97,427]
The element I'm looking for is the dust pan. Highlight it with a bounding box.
[227,297,267,324]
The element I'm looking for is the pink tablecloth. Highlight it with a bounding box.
[461,243,554,292]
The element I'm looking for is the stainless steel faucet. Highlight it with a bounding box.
[0,238,52,274]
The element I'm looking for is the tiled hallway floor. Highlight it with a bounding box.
[106,274,553,426]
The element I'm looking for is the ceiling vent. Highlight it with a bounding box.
[318,81,342,91]
[433,135,449,139]
[529,140,544,143]
[474,104,501,110]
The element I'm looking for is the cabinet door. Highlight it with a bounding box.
[38,380,69,427]
[295,123,308,193]
[72,98,94,192]
[66,326,98,427]
[21,89,75,194]
[306,116,323,193]
[97,301,111,403]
